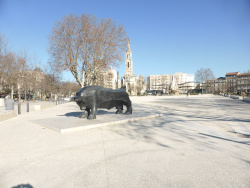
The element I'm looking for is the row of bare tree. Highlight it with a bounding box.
[1,13,129,100]
[0,32,80,101]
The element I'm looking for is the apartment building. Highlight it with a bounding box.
[225,72,250,93]
[147,72,194,94]
[99,67,121,90]
[203,72,250,94]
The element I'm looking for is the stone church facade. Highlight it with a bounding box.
[122,42,146,95]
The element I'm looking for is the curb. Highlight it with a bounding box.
[59,114,163,133]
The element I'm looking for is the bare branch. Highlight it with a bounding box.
[48,14,128,87]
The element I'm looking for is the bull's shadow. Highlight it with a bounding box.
[63,109,115,117]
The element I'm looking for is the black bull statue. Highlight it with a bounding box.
[74,86,132,119]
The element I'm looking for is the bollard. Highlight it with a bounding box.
[27,102,29,112]
[56,100,58,105]
[18,103,21,114]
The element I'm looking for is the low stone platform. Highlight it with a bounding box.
[31,104,162,133]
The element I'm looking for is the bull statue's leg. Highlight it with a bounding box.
[125,101,132,115]
[79,109,90,118]
[88,96,97,119]
[86,108,90,118]
[88,105,97,119]
[116,105,123,114]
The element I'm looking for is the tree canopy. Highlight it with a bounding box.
[195,68,215,83]
[48,14,129,87]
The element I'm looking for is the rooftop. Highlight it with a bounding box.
[238,73,250,76]
[225,72,240,76]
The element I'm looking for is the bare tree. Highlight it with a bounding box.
[195,68,215,83]
[0,33,31,100]
[0,34,6,93]
[0,32,10,93]
[136,75,145,95]
[60,81,80,97]
[1,52,18,99]
[48,14,128,87]
[0,32,9,59]
[195,68,215,94]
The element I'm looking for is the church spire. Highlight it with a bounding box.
[125,41,133,75]
[126,42,131,53]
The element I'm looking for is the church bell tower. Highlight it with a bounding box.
[125,42,133,75]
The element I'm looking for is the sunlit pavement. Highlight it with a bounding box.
[0,95,249,188]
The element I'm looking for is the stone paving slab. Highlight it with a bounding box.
[31,104,162,133]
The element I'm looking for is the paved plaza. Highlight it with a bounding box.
[0,95,250,188]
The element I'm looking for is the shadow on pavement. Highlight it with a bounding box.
[11,184,34,188]
[59,109,116,117]
[199,133,250,145]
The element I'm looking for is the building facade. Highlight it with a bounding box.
[99,68,121,90]
[237,73,250,93]
[225,72,250,93]
[225,72,240,93]
[147,73,194,94]
[202,72,250,94]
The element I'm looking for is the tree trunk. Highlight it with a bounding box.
[11,85,14,99]
[81,70,85,87]
[24,90,26,101]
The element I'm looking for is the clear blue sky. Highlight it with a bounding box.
[1,0,249,81]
